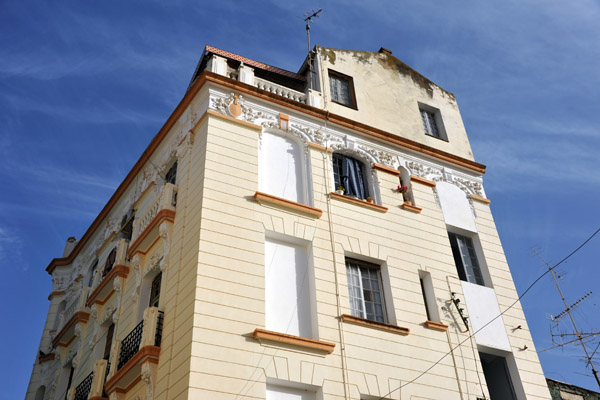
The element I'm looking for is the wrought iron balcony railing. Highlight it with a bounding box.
[116,309,164,371]
[73,370,93,400]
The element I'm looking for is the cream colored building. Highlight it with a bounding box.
[26,45,551,400]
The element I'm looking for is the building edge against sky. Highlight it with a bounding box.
[25,45,552,399]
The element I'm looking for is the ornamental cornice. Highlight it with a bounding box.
[206,88,486,198]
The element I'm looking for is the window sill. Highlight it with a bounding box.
[253,328,335,353]
[330,192,388,213]
[86,265,130,307]
[424,320,449,331]
[254,192,323,218]
[425,133,449,142]
[340,314,409,336]
[401,201,422,213]
[469,194,491,204]
[38,353,55,364]
[410,175,436,187]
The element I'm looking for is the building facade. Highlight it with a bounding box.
[26,45,552,400]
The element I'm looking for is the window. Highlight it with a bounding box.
[329,70,356,108]
[419,271,440,322]
[87,259,98,287]
[260,131,309,205]
[346,259,386,323]
[102,247,117,277]
[103,323,114,361]
[332,153,368,200]
[265,237,313,338]
[119,210,135,241]
[448,232,485,286]
[419,104,447,140]
[266,383,316,400]
[479,352,520,400]
[165,161,177,185]
[149,272,162,308]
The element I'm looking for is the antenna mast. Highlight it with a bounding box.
[304,8,322,91]
[533,249,600,388]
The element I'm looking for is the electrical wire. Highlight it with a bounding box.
[376,226,600,399]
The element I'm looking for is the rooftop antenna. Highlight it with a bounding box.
[304,8,322,91]
[532,249,600,388]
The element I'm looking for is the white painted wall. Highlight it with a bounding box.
[461,281,511,351]
[266,384,316,400]
[437,181,477,233]
[265,238,311,338]
[260,132,305,204]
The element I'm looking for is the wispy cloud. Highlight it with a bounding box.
[0,226,25,271]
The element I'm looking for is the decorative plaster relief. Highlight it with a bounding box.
[141,361,157,400]
[208,89,486,199]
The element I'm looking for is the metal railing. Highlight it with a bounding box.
[117,320,144,369]
[155,311,164,347]
[73,370,93,400]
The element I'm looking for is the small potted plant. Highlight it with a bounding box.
[336,186,345,195]
[397,185,408,194]
[366,196,374,204]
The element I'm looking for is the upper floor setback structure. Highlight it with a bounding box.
[45,45,486,276]
[28,45,551,400]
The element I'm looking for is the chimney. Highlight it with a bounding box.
[63,236,78,257]
[378,47,392,55]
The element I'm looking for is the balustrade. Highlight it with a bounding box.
[131,183,177,244]
[255,77,307,103]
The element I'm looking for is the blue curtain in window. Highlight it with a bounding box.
[342,156,367,199]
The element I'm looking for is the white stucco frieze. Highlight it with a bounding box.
[207,89,487,198]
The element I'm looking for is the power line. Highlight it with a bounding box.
[377,226,600,399]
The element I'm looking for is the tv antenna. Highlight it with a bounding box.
[533,249,600,388]
[304,8,322,90]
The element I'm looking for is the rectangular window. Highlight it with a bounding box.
[448,232,485,286]
[419,104,447,141]
[265,238,312,338]
[149,272,162,308]
[329,70,356,109]
[332,153,368,199]
[165,161,177,185]
[420,109,439,137]
[479,352,519,400]
[419,271,440,322]
[266,383,316,400]
[346,259,386,323]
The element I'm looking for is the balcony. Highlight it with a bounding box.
[254,77,307,104]
[52,286,90,348]
[105,308,164,396]
[87,238,130,307]
[128,183,177,257]
[67,359,110,400]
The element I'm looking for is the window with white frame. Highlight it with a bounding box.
[448,232,485,286]
[266,383,316,400]
[329,70,356,108]
[419,104,447,140]
[332,153,369,200]
[265,237,313,338]
[260,131,309,205]
[346,258,387,323]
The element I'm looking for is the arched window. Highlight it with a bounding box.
[87,259,98,287]
[259,131,309,204]
[398,167,415,204]
[34,385,45,400]
[332,153,369,199]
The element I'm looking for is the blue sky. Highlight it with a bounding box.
[2,0,599,397]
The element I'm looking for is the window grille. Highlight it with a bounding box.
[73,371,93,400]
